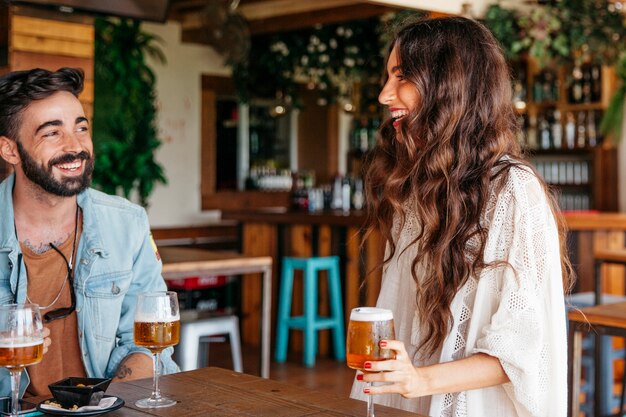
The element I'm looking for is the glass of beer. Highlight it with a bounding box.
[0,304,43,417]
[134,291,180,408]
[346,307,395,417]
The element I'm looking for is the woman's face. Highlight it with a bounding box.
[378,45,419,136]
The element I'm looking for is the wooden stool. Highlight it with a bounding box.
[275,256,345,367]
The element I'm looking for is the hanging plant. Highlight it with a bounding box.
[231,17,385,108]
[93,18,167,207]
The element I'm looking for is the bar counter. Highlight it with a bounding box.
[222,208,626,353]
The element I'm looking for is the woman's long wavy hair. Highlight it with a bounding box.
[364,17,573,358]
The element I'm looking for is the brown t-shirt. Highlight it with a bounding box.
[21,217,86,397]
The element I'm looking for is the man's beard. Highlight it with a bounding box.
[16,141,94,197]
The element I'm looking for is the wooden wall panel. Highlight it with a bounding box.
[9,10,94,118]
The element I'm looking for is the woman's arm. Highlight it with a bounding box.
[361,340,509,398]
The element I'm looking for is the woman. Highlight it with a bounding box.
[350,17,571,417]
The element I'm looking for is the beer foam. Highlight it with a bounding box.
[134,313,180,323]
[350,307,393,321]
[0,337,43,348]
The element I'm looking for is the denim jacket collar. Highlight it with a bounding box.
[0,174,109,297]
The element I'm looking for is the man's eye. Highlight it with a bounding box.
[76,126,89,133]
[43,131,58,138]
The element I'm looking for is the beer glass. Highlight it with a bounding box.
[134,291,180,408]
[0,304,43,417]
[347,307,395,417]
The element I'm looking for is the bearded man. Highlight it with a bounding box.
[0,67,178,398]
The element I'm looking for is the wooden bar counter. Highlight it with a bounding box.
[223,208,626,354]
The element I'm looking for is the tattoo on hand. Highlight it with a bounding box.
[116,364,132,379]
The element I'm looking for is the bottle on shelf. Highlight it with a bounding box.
[565,112,576,149]
[568,64,584,104]
[551,110,562,149]
[538,114,551,149]
[591,64,602,102]
[587,110,598,147]
[576,111,586,148]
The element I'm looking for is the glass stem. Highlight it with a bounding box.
[151,352,162,401]
[367,381,375,417]
[10,369,21,417]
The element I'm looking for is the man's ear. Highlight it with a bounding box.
[0,136,20,165]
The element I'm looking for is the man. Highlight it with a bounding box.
[0,67,178,397]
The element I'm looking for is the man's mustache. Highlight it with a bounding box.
[49,151,92,167]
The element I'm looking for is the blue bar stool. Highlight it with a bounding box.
[275,256,345,367]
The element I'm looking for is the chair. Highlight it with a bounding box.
[176,315,243,372]
[275,256,345,367]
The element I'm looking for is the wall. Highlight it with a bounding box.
[142,21,229,227]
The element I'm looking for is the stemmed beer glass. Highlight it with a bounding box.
[0,304,44,417]
[133,291,180,408]
[346,307,395,417]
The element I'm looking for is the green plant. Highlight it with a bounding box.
[601,53,626,141]
[231,17,386,108]
[93,18,167,207]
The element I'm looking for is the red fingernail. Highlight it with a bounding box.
[380,340,387,348]
[356,374,363,381]
[364,362,371,369]
[364,388,370,394]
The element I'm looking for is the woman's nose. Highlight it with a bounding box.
[378,82,393,106]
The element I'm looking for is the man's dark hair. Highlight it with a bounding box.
[0,67,84,141]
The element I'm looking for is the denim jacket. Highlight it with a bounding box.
[0,174,179,396]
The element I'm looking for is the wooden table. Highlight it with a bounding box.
[36,367,420,416]
[568,302,626,417]
[159,247,273,378]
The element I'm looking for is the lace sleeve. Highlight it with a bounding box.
[473,167,567,417]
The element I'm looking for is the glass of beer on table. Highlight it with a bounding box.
[347,307,395,417]
[134,291,180,408]
[0,304,43,417]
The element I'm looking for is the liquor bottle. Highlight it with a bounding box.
[587,110,597,147]
[569,65,583,104]
[565,112,576,149]
[542,70,554,101]
[576,111,586,148]
[591,65,602,102]
[581,64,592,103]
[551,110,562,149]
[539,115,551,149]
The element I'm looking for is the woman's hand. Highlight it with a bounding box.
[358,339,427,399]
[358,340,510,398]
[42,327,51,355]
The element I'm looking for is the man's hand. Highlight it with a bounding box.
[42,327,51,355]
[112,353,153,382]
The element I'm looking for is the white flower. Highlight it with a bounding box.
[345,28,353,38]
[310,35,320,45]
[329,38,338,49]
[344,58,355,67]
[336,27,345,36]
[307,45,315,53]
[319,54,329,63]
[318,43,327,52]
[301,56,309,65]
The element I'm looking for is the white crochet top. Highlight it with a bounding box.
[350,165,567,417]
